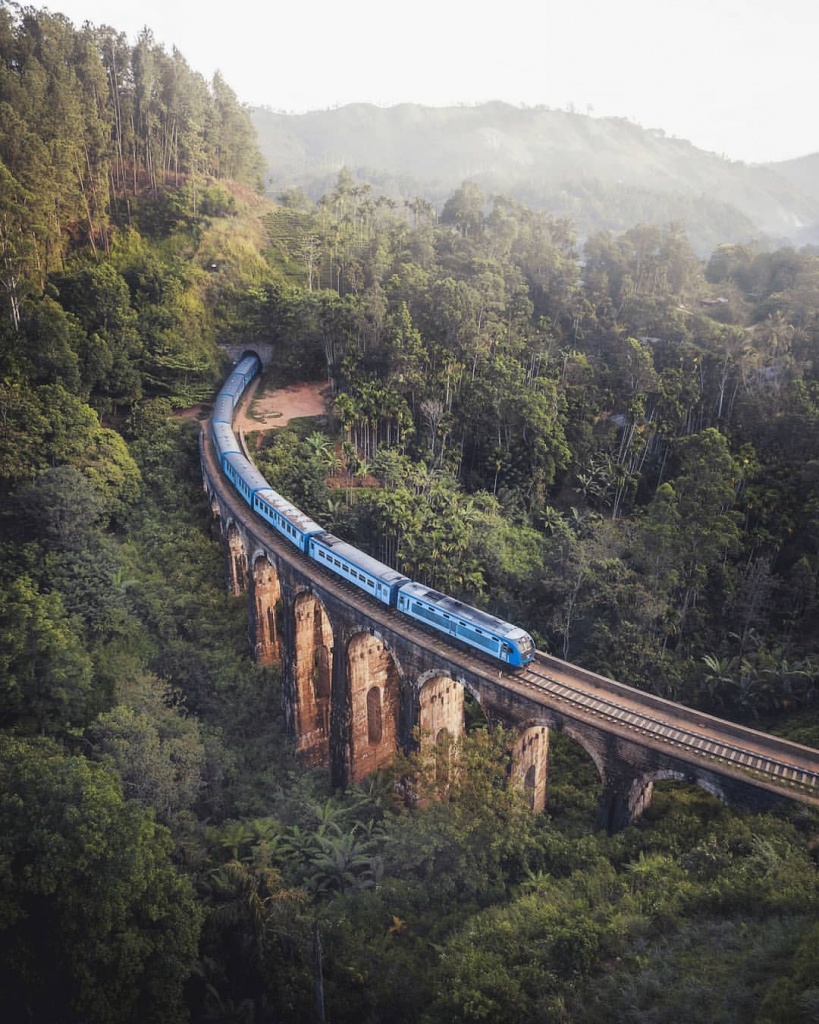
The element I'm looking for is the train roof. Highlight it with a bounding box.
[233,354,260,373]
[210,393,236,421]
[219,378,245,400]
[211,421,241,452]
[223,452,271,493]
[312,532,410,586]
[399,581,531,640]
[212,393,237,422]
[255,488,324,536]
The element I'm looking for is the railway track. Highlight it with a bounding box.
[203,430,819,807]
[514,656,819,795]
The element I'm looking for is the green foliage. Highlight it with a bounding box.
[0,734,201,1023]
[87,672,206,832]
[3,28,819,1021]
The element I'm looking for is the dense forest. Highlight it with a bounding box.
[1,6,818,1023]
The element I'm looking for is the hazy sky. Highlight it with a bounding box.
[32,0,819,164]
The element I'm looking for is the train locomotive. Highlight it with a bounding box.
[210,354,536,668]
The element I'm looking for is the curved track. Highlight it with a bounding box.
[203,421,819,808]
[512,654,819,797]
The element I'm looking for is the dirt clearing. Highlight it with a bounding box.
[234,379,330,432]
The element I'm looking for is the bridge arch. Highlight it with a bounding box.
[292,589,334,768]
[561,722,607,782]
[625,768,728,822]
[201,423,818,829]
[347,630,400,782]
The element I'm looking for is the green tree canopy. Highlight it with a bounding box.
[0,734,201,1023]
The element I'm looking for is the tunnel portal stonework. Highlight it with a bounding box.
[203,441,804,830]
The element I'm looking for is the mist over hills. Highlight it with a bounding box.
[768,152,819,206]
[251,102,819,254]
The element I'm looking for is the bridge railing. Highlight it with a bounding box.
[536,651,819,765]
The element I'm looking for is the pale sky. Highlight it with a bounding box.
[31,0,819,164]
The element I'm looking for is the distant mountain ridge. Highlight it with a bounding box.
[251,102,819,254]
[766,152,819,206]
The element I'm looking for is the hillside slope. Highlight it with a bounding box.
[252,102,819,252]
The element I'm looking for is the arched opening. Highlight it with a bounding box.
[347,632,400,782]
[546,729,604,824]
[637,774,727,826]
[367,687,383,744]
[524,764,537,795]
[463,687,489,732]
[209,493,221,537]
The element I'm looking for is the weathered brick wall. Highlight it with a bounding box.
[418,675,465,747]
[292,592,334,768]
[347,633,400,782]
[512,726,549,813]
[251,555,281,664]
[225,522,247,596]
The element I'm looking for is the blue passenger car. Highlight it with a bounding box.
[212,393,236,425]
[253,488,324,553]
[215,355,261,412]
[396,582,536,666]
[309,532,410,606]
[222,452,271,505]
[211,422,242,464]
[224,355,260,397]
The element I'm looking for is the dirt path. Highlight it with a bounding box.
[234,378,329,432]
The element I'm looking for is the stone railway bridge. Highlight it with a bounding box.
[200,429,819,831]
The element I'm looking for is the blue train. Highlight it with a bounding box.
[210,354,536,668]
